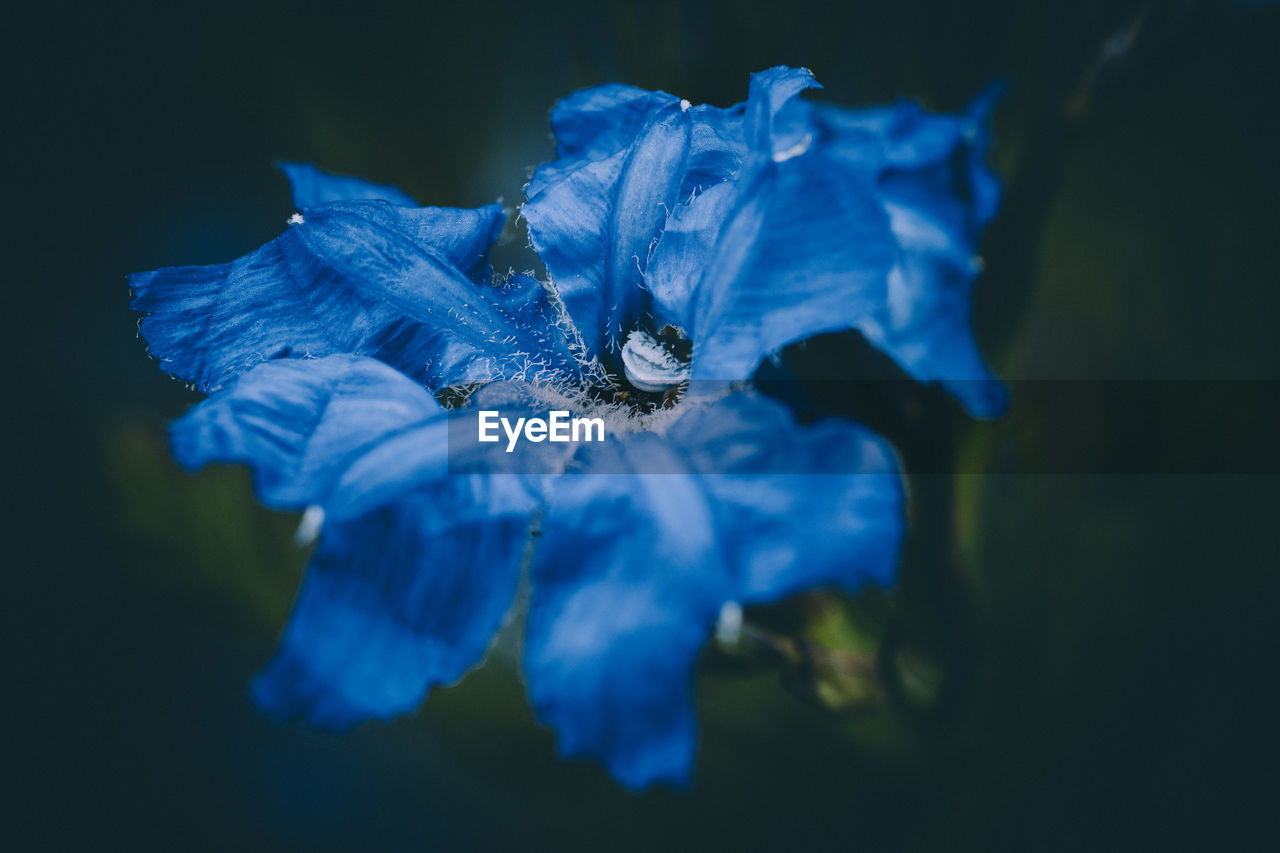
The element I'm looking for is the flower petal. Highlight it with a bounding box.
[529,67,1006,414]
[524,390,903,788]
[523,86,749,366]
[807,92,1008,416]
[525,461,724,789]
[743,65,821,156]
[278,161,418,208]
[253,485,532,727]
[646,141,896,382]
[170,355,441,509]
[525,104,692,365]
[172,354,539,727]
[551,84,678,156]
[664,391,903,600]
[130,201,582,393]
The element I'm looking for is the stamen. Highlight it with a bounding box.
[294,504,325,547]
[620,329,691,392]
[715,601,744,649]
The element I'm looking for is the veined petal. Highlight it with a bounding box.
[523,85,751,365]
[524,390,903,788]
[170,354,544,518]
[543,85,680,168]
[643,71,1006,415]
[130,201,582,393]
[170,355,443,510]
[278,161,418,208]
[525,103,693,364]
[525,68,1005,411]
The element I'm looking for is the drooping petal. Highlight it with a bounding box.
[664,391,903,600]
[805,92,1009,416]
[253,485,531,727]
[524,390,903,788]
[130,201,582,393]
[172,355,539,726]
[525,448,725,790]
[278,161,418,208]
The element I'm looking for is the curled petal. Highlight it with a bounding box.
[744,65,821,156]
[525,104,692,363]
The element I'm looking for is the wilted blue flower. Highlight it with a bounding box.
[129,66,1002,788]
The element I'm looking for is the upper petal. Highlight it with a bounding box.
[537,85,680,176]
[523,84,751,366]
[278,161,418,208]
[744,65,821,156]
[808,93,1008,416]
[525,102,693,366]
[647,139,896,382]
[130,201,583,393]
[647,74,1007,416]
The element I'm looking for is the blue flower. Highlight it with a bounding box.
[129,67,1002,789]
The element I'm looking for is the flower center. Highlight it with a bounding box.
[620,328,691,393]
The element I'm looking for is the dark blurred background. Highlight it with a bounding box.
[6,1,1279,849]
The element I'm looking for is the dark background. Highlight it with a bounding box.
[6,1,1279,849]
